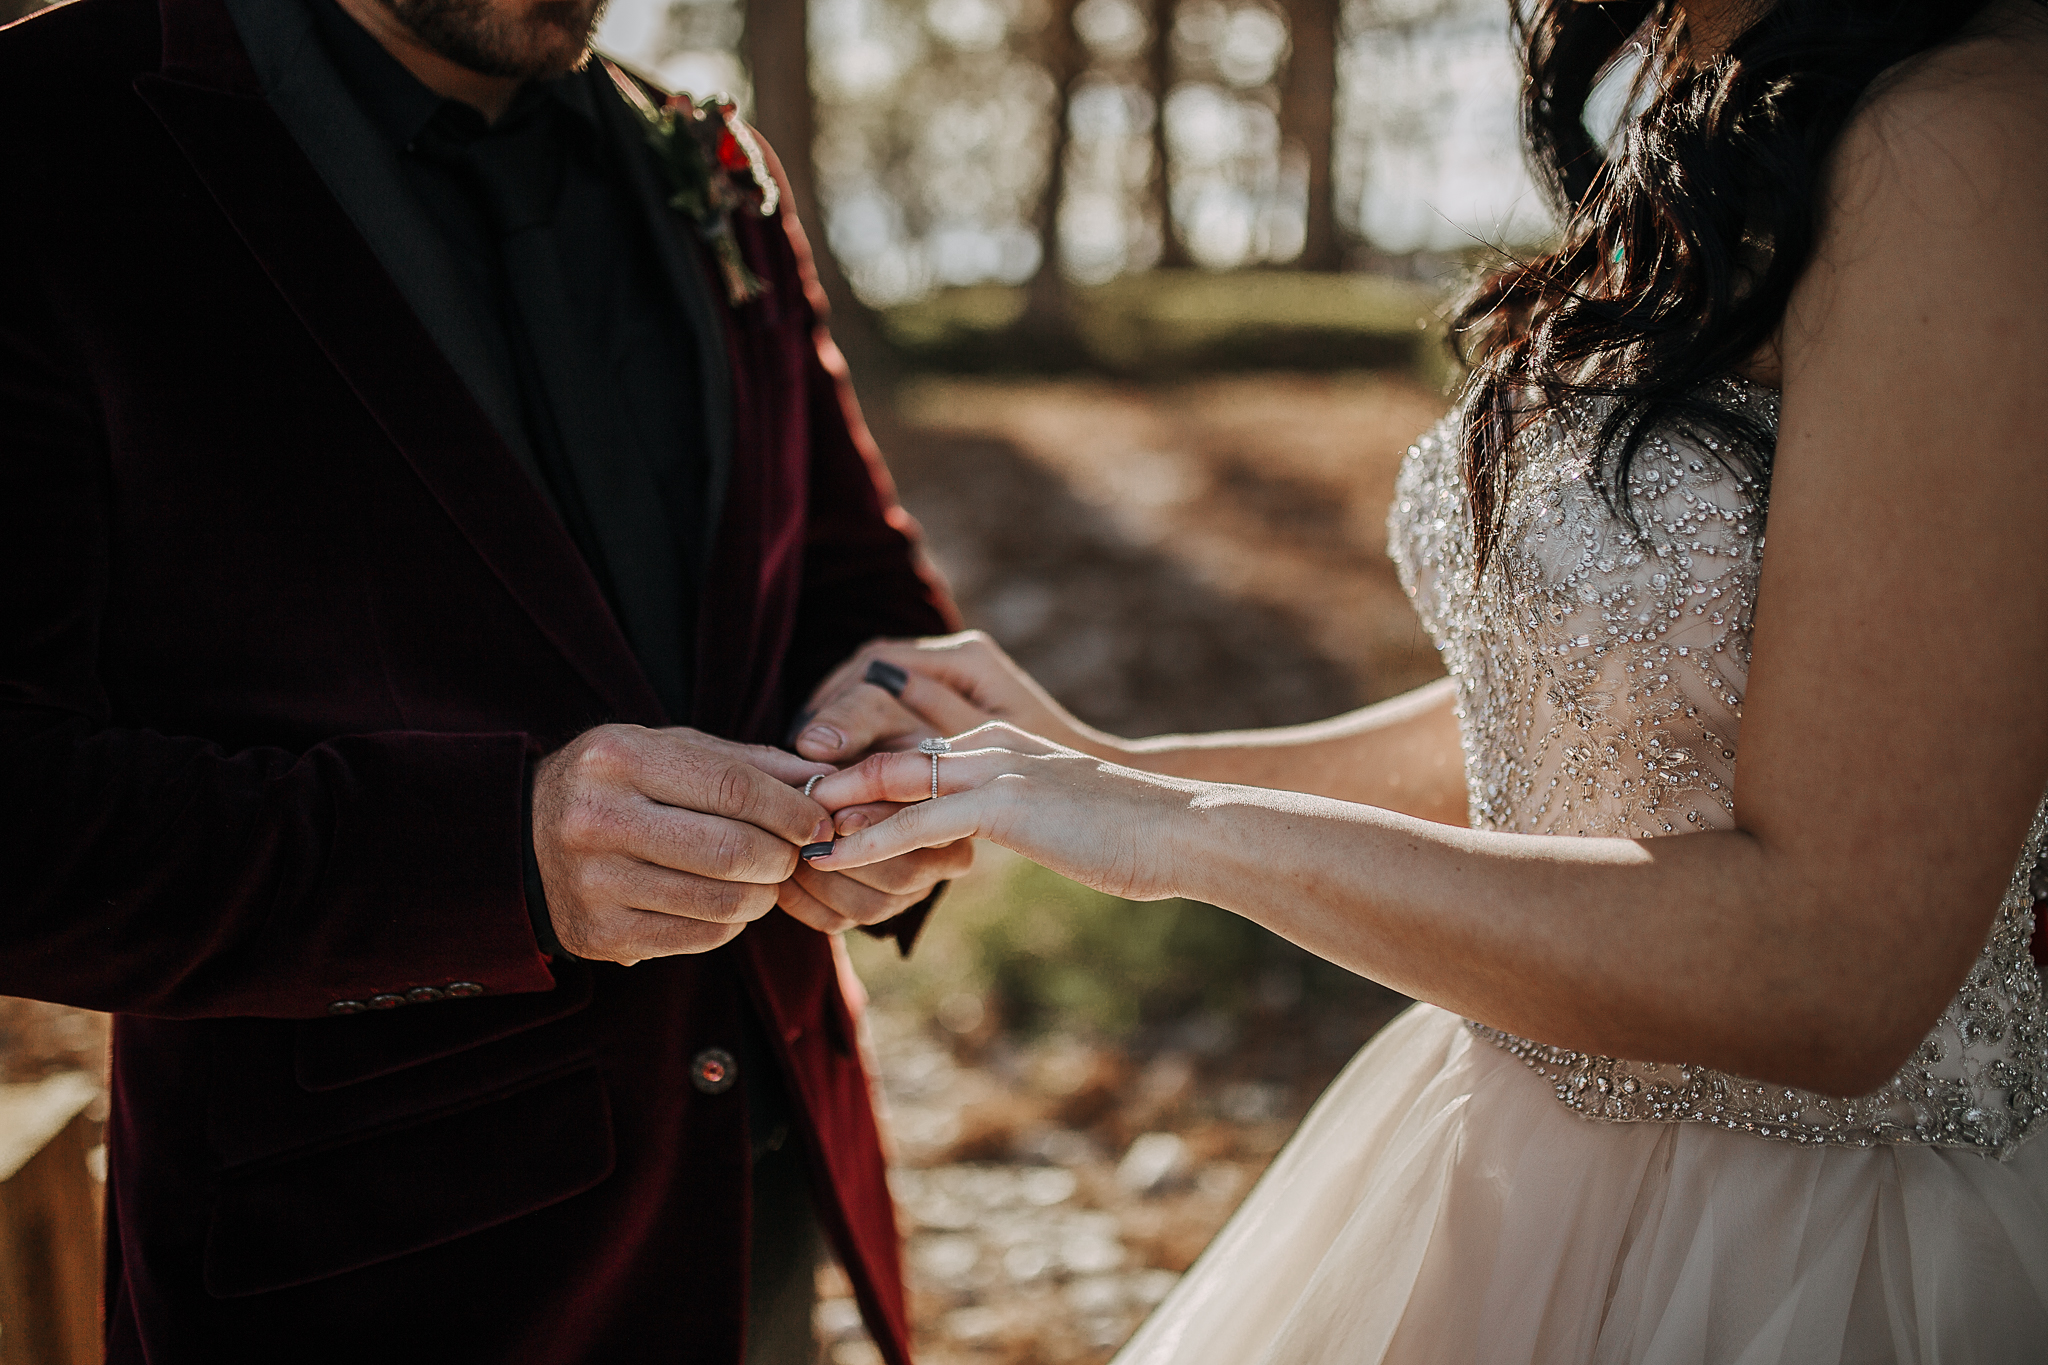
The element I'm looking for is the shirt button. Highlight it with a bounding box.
[446,982,485,998]
[690,1048,738,1095]
[328,1000,367,1016]
[367,994,406,1010]
[406,987,447,1005]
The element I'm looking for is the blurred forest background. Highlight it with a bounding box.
[0,0,1570,1360]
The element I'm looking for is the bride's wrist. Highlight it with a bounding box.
[1149,778,1232,903]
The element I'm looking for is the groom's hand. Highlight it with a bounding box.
[776,838,975,934]
[532,725,834,965]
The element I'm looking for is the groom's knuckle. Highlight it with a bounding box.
[689,876,760,923]
[576,727,637,781]
[558,794,616,851]
[702,758,757,815]
[728,882,778,922]
[701,821,765,880]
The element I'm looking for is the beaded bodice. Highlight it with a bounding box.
[1388,378,2048,1155]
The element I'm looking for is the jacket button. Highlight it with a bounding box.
[446,982,485,998]
[406,986,447,1004]
[328,1000,367,1015]
[367,994,406,1010]
[690,1048,738,1094]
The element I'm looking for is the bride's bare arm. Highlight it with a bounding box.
[809,28,2048,1098]
[1118,681,1467,823]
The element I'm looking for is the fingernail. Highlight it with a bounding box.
[836,810,872,834]
[800,725,843,754]
[810,818,833,843]
[800,842,835,861]
[783,709,816,748]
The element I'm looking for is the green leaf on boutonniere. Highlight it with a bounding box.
[605,63,779,307]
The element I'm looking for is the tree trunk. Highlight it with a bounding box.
[1280,0,1341,269]
[742,0,898,386]
[1018,0,1086,357]
[1150,0,1191,268]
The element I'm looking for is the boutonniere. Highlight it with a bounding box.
[606,64,779,307]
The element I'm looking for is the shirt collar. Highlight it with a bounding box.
[303,0,599,150]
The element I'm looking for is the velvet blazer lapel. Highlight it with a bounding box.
[138,0,666,725]
[218,0,542,495]
[587,63,737,569]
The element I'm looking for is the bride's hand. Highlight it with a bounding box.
[802,723,1195,902]
[792,631,1119,767]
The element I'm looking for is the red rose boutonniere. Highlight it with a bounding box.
[606,65,780,307]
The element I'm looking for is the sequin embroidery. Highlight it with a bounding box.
[1387,377,2048,1156]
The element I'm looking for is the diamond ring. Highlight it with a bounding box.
[917,737,952,800]
[803,773,824,799]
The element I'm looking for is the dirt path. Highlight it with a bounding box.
[879,372,1453,734]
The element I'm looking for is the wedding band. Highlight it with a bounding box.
[804,774,823,798]
[864,659,909,699]
[917,737,952,800]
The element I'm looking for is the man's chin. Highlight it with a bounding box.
[521,0,604,77]
[389,0,604,82]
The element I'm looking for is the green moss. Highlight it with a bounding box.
[878,270,1455,385]
[849,847,1382,1038]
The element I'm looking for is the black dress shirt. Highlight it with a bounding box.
[308,0,709,721]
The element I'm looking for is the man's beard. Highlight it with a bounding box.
[384,0,608,80]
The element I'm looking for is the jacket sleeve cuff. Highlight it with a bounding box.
[299,731,558,1018]
[522,761,570,960]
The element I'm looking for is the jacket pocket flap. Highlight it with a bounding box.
[294,959,593,1092]
[203,1066,613,1298]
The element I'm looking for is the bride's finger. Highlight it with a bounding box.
[805,786,997,871]
[832,800,905,834]
[810,725,1064,810]
[808,750,972,810]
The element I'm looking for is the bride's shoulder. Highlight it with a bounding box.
[1796,3,2048,346]
[1829,3,2048,211]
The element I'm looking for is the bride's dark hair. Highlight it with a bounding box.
[1451,0,2011,570]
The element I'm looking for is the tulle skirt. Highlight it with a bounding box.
[1113,1005,2048,1364]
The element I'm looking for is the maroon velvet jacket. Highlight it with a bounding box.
[0,0,954,1358]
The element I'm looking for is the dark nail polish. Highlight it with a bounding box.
[800,842,835,861]
[864,659,909,698]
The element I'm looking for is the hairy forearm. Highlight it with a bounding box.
[1111,678,1468,822]
[1163,786,1964,1095]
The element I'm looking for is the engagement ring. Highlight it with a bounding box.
[803,774,823,798]
[917,737,952,800]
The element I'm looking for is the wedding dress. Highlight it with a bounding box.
[1112,378,2048,1364]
